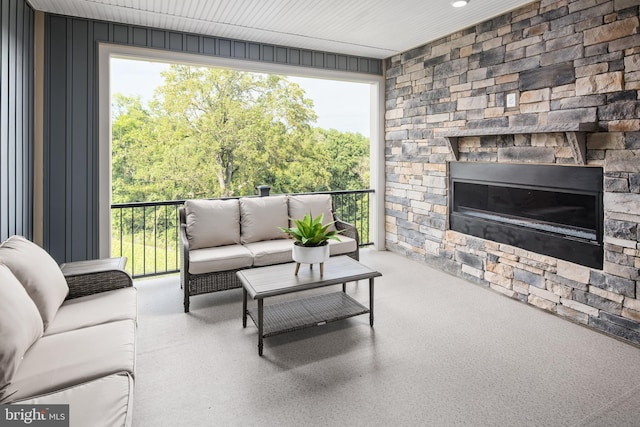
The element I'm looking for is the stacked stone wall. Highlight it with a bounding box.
[385,0,640,345]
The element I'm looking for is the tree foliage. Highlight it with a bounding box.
[112,65,369,203]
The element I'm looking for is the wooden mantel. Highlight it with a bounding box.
[433,123,598,165]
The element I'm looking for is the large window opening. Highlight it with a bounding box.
[98,44,384,270]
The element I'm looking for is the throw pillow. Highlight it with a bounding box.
[0,236,69,330]
[184,199,241,249]
[239,196,288,244]
[288,194,336,232]
[0,264,44,393]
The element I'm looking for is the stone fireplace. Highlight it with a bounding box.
[384,0,640,345]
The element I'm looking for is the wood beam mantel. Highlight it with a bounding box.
[434,123,597,164]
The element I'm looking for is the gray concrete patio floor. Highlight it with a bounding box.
[132,249,640,426]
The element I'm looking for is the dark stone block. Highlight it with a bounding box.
[540,5,569,22]
[574,290,622,313]
[456,251,484,270]
[387,130,407,141]
[552,95,606,110]
[605,275,636,298]
[610,59,625,72]
[600,312,640,333]
[461,152,498,162]
[605,219,637,240]
[487,253,499,263]
[598,101,640,121]
[480,46,506,68]
[384,208,408,219]
[545,33,584,52]
[625,132,640,149]
[630,173,640,193]
[604,177,629,192]
[434,58,469,79]
[548,108,597,124]
[512,18,531,32]
[509,114,540,127]
[424,54,449,69]
[608,91,638,103]
[466,118,509,129]
[498,147,555,163]
[421,87,451,101]
[489,57,540,78]
[605,250,635,267]
[545,272,588,291]
[427,102,457,114]
[514,268,545,288]
[575,52,622,67]
[519,62,575,91]
[589,315,640,345]
[541,45,584,66]
[485,82,519,95]
[402,45,431,62]
[505,48,525,63]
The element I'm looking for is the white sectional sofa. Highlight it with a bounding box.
[0,236,136,427]
[179,193,359,312]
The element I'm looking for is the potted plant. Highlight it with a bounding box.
[279,213,341,276]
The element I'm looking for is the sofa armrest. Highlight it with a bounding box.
[333,213,360,260]
[179,207,190,291]
[60,257,133,300]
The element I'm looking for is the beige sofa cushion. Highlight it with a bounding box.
[329,235,358,256]
[5,319,136,402]
[0,265,44,394]
[188,245,253,275]
[184,199,240,249]
[239,196,288,243]
[13,373,133,427]
[244,240,294,267]
[0,236,69,330]
[288,194,336,232]
[44,287,137,336]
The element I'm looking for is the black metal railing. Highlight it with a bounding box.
[111,189,374,278]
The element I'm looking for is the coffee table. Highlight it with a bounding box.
[237,256,382,356]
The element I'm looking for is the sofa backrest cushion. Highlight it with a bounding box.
[239,196,288,244]
[184,199,241,249]
[0,236,69,331]
[288,194,336,232]
[0,264,44,392]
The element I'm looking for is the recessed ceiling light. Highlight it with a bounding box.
[451,0,469,7]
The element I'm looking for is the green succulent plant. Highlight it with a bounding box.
[279,213,342,247]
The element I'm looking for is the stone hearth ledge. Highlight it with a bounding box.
[434,123,598,164]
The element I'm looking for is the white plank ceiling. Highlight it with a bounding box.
[27,0,537,58]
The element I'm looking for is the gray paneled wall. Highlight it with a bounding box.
[43,14,383,263]
[0,0,34,242]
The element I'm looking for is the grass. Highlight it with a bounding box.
[111,235,180,277]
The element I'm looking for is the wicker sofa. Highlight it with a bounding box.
[179,193,359,312]
[0,235,136,427]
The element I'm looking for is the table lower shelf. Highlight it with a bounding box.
[247,291,369,338]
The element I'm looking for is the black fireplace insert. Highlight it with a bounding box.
[449,162,603,269]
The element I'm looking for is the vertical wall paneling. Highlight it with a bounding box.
[43,15,382,262]
[0,0,34,242]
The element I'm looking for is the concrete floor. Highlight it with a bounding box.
[132,249,640,426]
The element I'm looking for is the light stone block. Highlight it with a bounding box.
[557,305,589,324]
[528,294,557,311]
[576,72,624,95]
[557,259,591,283]
[485,271,512,287]
[623,297,640,311]
[457,96,488,110]
[587,132,626,150]
[588,285,625,303]
[560,298,600,317]
[529,286,561,303]
[622,307,640,322]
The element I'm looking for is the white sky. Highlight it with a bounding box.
[110,58,371,137]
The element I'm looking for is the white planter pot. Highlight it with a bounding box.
[292,243,330,265]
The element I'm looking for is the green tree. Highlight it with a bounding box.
[147,66,322,198]
[315,128,370,190]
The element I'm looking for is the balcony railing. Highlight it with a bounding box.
[111,189,374,278]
